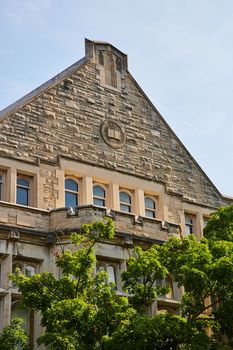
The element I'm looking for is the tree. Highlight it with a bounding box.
[0,318,29,350]
[8,205,233,349]
[11,219,135,350]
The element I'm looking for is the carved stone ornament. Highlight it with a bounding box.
[101,119,125,149]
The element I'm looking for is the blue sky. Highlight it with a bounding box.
[0,0,233,196]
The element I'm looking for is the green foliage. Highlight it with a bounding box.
[8,207,233,350]
[122,245,168,310]
[204,204,233,242]
[0,318,29,350]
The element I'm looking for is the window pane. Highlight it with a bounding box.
[185,216,193,225]
[93,197,105,207]
[25,266,35,277]
[65,192,78,208]
[120,192,131,204]
[93,185,105,198]
[120,203,131,212]
[96,264,105,273]
[0,183,2,201]
[11,302,30,334]
[65,179,78,192]
[17,187,29,205]
[107,265,116,284]
[145,209,155,218]
[145,197,155,210]
[17,178,29,187]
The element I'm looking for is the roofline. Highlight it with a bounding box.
[126,70,224,199]
[85,38,127,58]
[0,45,228,201]
[0,56,88,122]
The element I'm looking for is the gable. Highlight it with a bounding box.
[0,40,225,208]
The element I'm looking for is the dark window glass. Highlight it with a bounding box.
[185,215,194,235]
[145,197,156,218]
[17,178,29,206]
[93,185,106,207]
[65,179,78,208]
[0,174,3,200]
[119,191,131,212]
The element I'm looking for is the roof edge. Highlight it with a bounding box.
[126,70,224,200]
[0,56,88,122]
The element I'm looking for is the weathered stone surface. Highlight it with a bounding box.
[0,59,226,208]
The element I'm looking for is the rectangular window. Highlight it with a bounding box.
[16,176,31,206]
[185,214,195,235]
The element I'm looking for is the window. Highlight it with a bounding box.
[203,217,209,228]
[96,260,119,288]
[65,178,79,208]
[93,184,106,207]
[119,191,132,213]
[144,196,156,218]
[105,52,117,88]
[157,275,174,299]
[0,173,4,201]
[12,262,36,289]
[17,177,30,206]
[11,300,34,345]
[185,214,195,235]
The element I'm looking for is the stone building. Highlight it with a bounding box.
[0,39,231,348]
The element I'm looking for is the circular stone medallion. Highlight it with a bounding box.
[101,120,125,149]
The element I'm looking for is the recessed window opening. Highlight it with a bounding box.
[17,177,30,206]
[93,184,106,207]
[119,191,132,213]
[96,261,118,289]
[185,214,194,235]
[0,173,4,201]
[144,196,156,218]
[65,178,79,208]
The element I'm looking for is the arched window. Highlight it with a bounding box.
[12,262,36,285]
[25,265,36,277]
[119,191,132,213]
[106,265,116,285]
[17,177,30,206]
[93,184,106,207]
[65,178,79,208]
[144,196,156,218]
[96,261,118,287]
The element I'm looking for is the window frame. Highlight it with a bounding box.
[0,171,5,201]
[185,213,195,236]
[93,183,107,207]
[96,259,120,290]
[65,177,79,208]
[119,190,132,213]
[12,261,37,289]
[144,195,157,218]
[16,175,31,206]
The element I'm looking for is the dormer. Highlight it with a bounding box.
[85,39,128,91]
